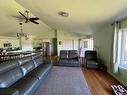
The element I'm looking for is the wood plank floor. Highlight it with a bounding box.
[45,56,120,95]
[82,68,120,95]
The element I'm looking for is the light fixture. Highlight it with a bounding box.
[58,11,69,17]
[17,23,28,40]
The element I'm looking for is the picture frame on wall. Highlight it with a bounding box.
[59,41,62,45]
[3,42,12,48]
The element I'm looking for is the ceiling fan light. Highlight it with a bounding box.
[16,23,29,40]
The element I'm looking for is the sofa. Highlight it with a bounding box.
[85,50,99,68]
[0,53,52,95]
[58,50,80,67]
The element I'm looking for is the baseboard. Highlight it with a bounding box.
[107,70,126,86]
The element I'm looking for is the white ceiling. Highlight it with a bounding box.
[1,0,127,36]
[0,0,51,37]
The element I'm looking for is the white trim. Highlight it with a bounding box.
[119,64,127,70]
[121,30,125,64]
[119,29,127,66]
[117,30,122,64]
[119,28,127,31]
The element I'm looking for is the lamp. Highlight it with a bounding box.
[17,23,28,40]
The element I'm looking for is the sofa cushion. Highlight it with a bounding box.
[32,55,43,67]
[85,51,97,60]
[68,54,78,59]
[20,60,35,76]
[68,50,78,54]
[37,63,52,79]
[0,88,19,95]
[68,50,78,59]
[18,56,32,65]
[11,77,39,95]
[86,60,99,68]
[87,60,98,65]
[59,59,68,64]
[0,60,18,74]
[32,54,42,59]
[60,54,68,59]
[60,50,68,54]
[68,59,79,64]
[59,50,68,59]
[0,67,23,88]
[27,63,52,80]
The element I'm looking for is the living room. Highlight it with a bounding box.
[0,0,127,95]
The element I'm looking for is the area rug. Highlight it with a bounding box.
[35,66,91,95]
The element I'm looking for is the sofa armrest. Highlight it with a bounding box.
[73,57,79,61]
[0,88,19,95]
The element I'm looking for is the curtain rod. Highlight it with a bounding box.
[111,16,127,26]
[119,16,127,22]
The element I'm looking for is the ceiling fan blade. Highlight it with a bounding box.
[30,20,39,24]
[25,20,29,23]
[12,16,24,19]
[30,17,39,20]
[18,11,27,19]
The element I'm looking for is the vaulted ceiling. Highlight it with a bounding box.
[1,0,127,37]
[0,0,51,37]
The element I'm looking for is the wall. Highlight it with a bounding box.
[79,38,93,50]
[93,21,127,86]
[57,29,87,56]
[32,39,42,48]
[31,29,89,56]
[0,36,19,48]
[0,35,38,52]
[36,30,55,40]
[21,30,55,51]
[21,36,35,51]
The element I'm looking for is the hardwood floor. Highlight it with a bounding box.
[82,68,120,95]
[45,56,120,95]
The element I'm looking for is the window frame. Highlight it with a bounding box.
[84,41,88,48]
[120,29,127,65]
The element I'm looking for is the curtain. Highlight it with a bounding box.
[113,22,122,73]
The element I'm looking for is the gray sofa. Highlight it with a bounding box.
[58,50,80,67]
[0,54,52,95]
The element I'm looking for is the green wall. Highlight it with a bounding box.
[56,29,87,55]
[57,29,87,40]
[93,22,127,86]
[35,30,56,40]
[0,36,19,48]
[32,29,87,56]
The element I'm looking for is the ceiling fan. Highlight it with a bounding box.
[18,10,39,24]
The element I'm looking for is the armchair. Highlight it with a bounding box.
[85,51,99,69]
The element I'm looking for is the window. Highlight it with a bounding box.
[121,30,127,64]
[83,38,93,50]
[84,41,88,48]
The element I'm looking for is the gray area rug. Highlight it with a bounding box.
[35,66,91,95]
